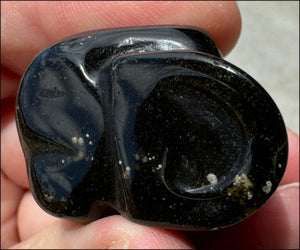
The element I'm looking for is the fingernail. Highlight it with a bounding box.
[107,239,129,249]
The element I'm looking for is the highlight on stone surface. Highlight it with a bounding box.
[16,25,288,230]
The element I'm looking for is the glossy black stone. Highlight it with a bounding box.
[16,25,288,230]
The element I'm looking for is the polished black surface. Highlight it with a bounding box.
[16,26,288,230]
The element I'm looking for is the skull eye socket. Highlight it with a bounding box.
[134,75,251,199]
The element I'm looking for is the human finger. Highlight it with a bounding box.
[1,97,29,189]
[1,172,24,248]
[1,1,241,78]
[13,214,194,249]
[281,128,299,185]
[17,191,60,241]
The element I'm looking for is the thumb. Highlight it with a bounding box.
[12,215,194,249]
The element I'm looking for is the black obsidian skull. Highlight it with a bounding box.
[16,25,288,230]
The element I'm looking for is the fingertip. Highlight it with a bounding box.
[17,191,60,241]
[77,215,195,249]
[277,183,299,243]
[1,112,29,189]
[205,1,242,56]
[251,183,299,249]
[157,1,242,56]
[281,128,299,185]
[3,1,242,75]
[14,214,195,249]
[129,226,195,249]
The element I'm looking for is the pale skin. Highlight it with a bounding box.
[1,1,299,249]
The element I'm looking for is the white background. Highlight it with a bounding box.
[226,1,299,133]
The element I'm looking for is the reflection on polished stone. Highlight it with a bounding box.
[16,26,288,230]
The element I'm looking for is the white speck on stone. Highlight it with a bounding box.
[157,164,163,170]
[123,166,131,179]
[247,191,253,200]
[262,181,272,194]
[207,173,218,185]
[71,136,78,144]
[74,150,84,161]
[88,35,92,39]
[278,163,282,168]
[61,159,65,164]
[63,76,67,80]
[86,133,90,138]
[148,157,152,161]
[78,137,84,146]
[233,173,253,188]
[91,156,94,161]
[79,42,84,45]
[89,140,93,145]
[262,184,272,194]
[234,174,241,184]
[152,156,155,159]
[119,160,122,165]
